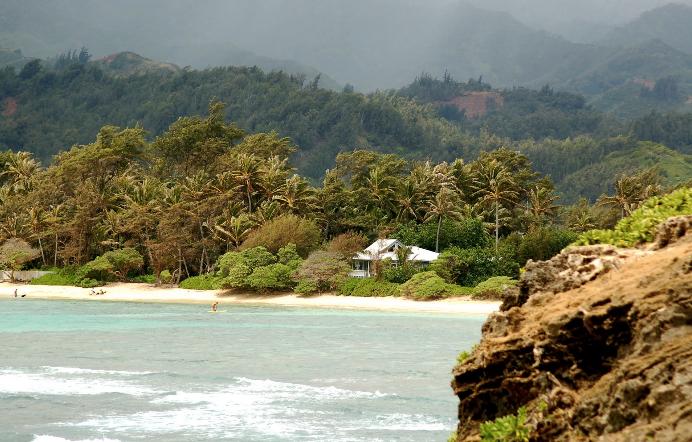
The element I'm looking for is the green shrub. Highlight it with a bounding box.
[576,187,692,247]
[295,279,319,295]
[30,270,76,286]
[130,274,156,283]
[241,215,321,257]
[456,351,471,365]
[295,251,350,294]
[431,247,519,287]
[505,227,578,265]
[77,248,145,284]
[76,278,100,288]
[399,271,465,300]
[246,263,296,291]
[179,274,223,290]
[216,245,301,291]
[473,276,518,300]
[338,278,400,297]
[479,407,530,442]
[159,269,173,284]
[382,264,421,284]
[76,256,114,283]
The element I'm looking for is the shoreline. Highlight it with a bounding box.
[0,282,500,315]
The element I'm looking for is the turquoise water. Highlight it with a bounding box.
[0,299,485,441]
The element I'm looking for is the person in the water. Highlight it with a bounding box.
[211,302,219,312]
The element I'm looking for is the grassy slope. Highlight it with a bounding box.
[558,142,692,202]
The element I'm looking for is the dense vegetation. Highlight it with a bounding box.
[1,59,691,202]
[1,101,682,298]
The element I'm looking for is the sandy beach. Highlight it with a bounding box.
[0,282,500,315]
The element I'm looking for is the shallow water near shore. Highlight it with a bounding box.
[0,299,485,441]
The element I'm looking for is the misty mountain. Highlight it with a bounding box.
[0,0,339,89]
[2,0,692,114]
[600,3,692,54]
[0,48,31,70]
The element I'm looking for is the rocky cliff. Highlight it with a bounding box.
[451,216,692,441]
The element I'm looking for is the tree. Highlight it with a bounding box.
[597,168,662,219]
[472,160,520,251]
[241,214,321,257]
[424,187,464,252]
[0,238,40,281]
[295,251,350,293]
[19,59,41,80]
[324,232,368,260]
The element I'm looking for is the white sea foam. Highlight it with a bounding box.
[66,377,446,439]
[32,436,121,442]
[0,368,156,397]
[41,366,155,376]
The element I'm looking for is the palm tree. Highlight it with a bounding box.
[0,152,40,193]
[526,185,559,229]
[214,214,254,250]
[229,153,261,212]
[472,160,519,251]
[274,175,317,215]
[424,187,463,252]
[597,168,662,219]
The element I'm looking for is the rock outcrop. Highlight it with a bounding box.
[451,221,692,441]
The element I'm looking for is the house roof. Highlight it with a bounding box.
[354,239,439,262]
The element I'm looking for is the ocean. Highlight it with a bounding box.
[0,299,485,441]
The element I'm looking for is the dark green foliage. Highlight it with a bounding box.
[503,227,578,265]
[0,64,465,178]
[131,274,156,284]
[77,248,144,283]
[632,112,692,154]
[399,271,467,300]
[179,274,224,290]
[393,218,491,252]
[338,278,400,297]
[381,264,421,284]
[431,247,519,287]
[215,244,301,292]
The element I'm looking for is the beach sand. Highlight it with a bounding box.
[0,282,500,315]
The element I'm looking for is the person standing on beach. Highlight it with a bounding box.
[14,289,17,298]
[212,302,218,312]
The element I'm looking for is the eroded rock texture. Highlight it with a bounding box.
[452,224,692,441]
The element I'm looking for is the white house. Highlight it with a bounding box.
[350,239,439,278]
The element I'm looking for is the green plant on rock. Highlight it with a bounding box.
[479,407,530,442]
[576,187,692,247]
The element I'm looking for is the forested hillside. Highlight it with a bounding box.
[0,60,469,178]
[1,58,691,202]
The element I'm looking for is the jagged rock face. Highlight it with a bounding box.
[651,215,692,250]
[452,231,692,441]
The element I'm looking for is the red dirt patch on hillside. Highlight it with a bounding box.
[1,97,17,117]
[440,91,504,119]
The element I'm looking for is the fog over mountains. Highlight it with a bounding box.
[2,0,692,92]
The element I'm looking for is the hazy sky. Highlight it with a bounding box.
[3,0,691,90]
